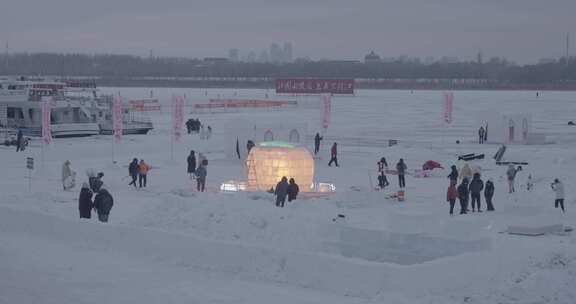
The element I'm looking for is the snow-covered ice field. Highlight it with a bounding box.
[1,88,576,303]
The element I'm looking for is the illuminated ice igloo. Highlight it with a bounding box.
[245,142,314,192]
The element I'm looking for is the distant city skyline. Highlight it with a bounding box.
[0,0,575,64]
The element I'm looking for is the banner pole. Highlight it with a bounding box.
[170,95,174,161]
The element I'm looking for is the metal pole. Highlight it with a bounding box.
[28,169,31,192]
[170,96,174,161]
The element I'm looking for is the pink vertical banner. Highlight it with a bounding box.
[443,92,453,124]
[173,96,184,141]
[113,96,123,141]
[41,97,52,145]
[321,95,332,130]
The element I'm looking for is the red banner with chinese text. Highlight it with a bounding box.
[276,78,354,94]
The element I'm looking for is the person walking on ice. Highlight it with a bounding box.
[128,158,139,188]
[328,143,339,167]
[138,159,150,188]
[314,133,323,155]
[62,160,75,190]
[187,150,196,179]
[396,158,407,188]
[195,164,207,192]
[551,178,565,213]
[506,165,521,193]
[16,129,23,152]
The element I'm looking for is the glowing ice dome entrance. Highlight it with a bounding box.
[245,142,315,192]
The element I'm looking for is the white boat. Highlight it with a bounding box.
[0,77,100,137]
[63,80,154,135]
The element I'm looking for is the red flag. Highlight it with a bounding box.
[41,97,52,145]
[172,96,184,140]
[443,92,453,124]
[321,95,332,130]
[113,96,123,141]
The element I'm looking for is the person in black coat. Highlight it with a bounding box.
[458,178,469,214]
[247,140,255,153]
[396,159,407,188]
[16,129,23,152]
[469,173,484,212]
[314,133,323,155]
[78,183,93,219]
[187,150,196,179]
[94,187,114,223]
[484,179,495,211]
[275,177,289,207]
[287,178,299,202]
[478,126,485,144]
[128,158,139,187]
[447,165,458,183]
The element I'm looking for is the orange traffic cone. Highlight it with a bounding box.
[398,189,405,202]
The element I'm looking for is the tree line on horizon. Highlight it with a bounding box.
[0,52,575,85]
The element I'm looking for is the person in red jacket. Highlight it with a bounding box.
[446,180,458,215]
[328,142,339,167]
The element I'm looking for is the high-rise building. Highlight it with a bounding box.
[245,51,256,63]
[228,49,239,62]
[269,43,282,63]
[283,43,293,63]
[258,50,269,63]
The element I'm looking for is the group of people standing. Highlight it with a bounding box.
[446,165,495,215]
[376,157,408,189]
[185,118,212,140]
[446,163,566,215]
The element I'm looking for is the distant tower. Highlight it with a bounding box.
[566,33,570,60]
[3,41,8,70]
[283,42,293,63]
[269,43,282,64]
[476,50,483,64]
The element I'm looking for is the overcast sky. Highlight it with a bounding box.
[1,0,575,63]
